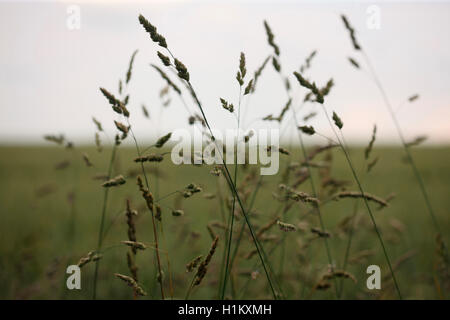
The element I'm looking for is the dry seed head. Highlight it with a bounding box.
[115,134,121,146]
[127,251,138,281]
[332,111,343,129]
[95,132,102,152]
[55,160,70,170]
[272,57,281,73]
[311,227,331,238]
[138,14,167,48]
[303,112,317,122]
[334,191,388,207]
[252,55,271,93]
[244,79,253,95]
[174,58,190,81]
[323,270,357,283]
[92,117,103,131]
[151,64,181,95]
[263,20,280,56]
[279,184,319,205]
[77,251,102,268]
[157,51,171,66]
[341,14,361,50]
[99,87,129,117]
[102,175,126,187]
[406,135,427,147]
[172,209,184,217]
[126,49,138,84]
[320,79,334,98]
[114,121,129,135]
[236,52,246,85]
[364,124,377,160]
[142,105,150,118]
[245,249,258,260]
[220,98,234,113]
[298,125,315,135]
[114,273,147,296]
[239,52,246,79]
[299,50,317,73]
[348,57,360,69]
[155,132,172,148]
[293,72,324,103]
[314,280,331,290]
[134,154,164,163]
[263,114,276,121]
[304,143,338,163]
[155,204,162,221]
[82,152,93,167]
[186,255,203,272]
[44,134,65,145]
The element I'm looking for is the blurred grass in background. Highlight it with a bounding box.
[0,145,448,299]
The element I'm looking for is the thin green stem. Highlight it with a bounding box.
[321,104,402,299]
[92,143,117,300]
[128,122,165,300]
[166,60,279,298]
[362,51,445,244]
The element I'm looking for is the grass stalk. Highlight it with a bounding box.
[127,123,165,299]
[320,104,402,299]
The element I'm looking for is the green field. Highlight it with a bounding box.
[0,145,448,299]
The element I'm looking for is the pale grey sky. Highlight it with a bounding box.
[0,0,449,145]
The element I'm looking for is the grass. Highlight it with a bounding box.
[0,145,448,299]
[1,14,448,301]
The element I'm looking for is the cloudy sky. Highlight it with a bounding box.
[1,0,449,145]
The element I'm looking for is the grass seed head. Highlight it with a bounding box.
[157,51,171,66]
[126,49,138,84]
[263,20,280,56]
[220,98,234,113]
[138,14,167,48]
[332,111,343,129]
[186,255,203,272]
[155,132,172,148]
[298,125,315,135]
[364,124,377,160]
[92,117,103,131]
[277,220,297,232]
[174,58,190,81]
[82,152,93,167]
[172,209,184,217]
[102,175,126,187]
[134,154,164,163]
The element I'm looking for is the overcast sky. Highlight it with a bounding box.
[1,0,449,145]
